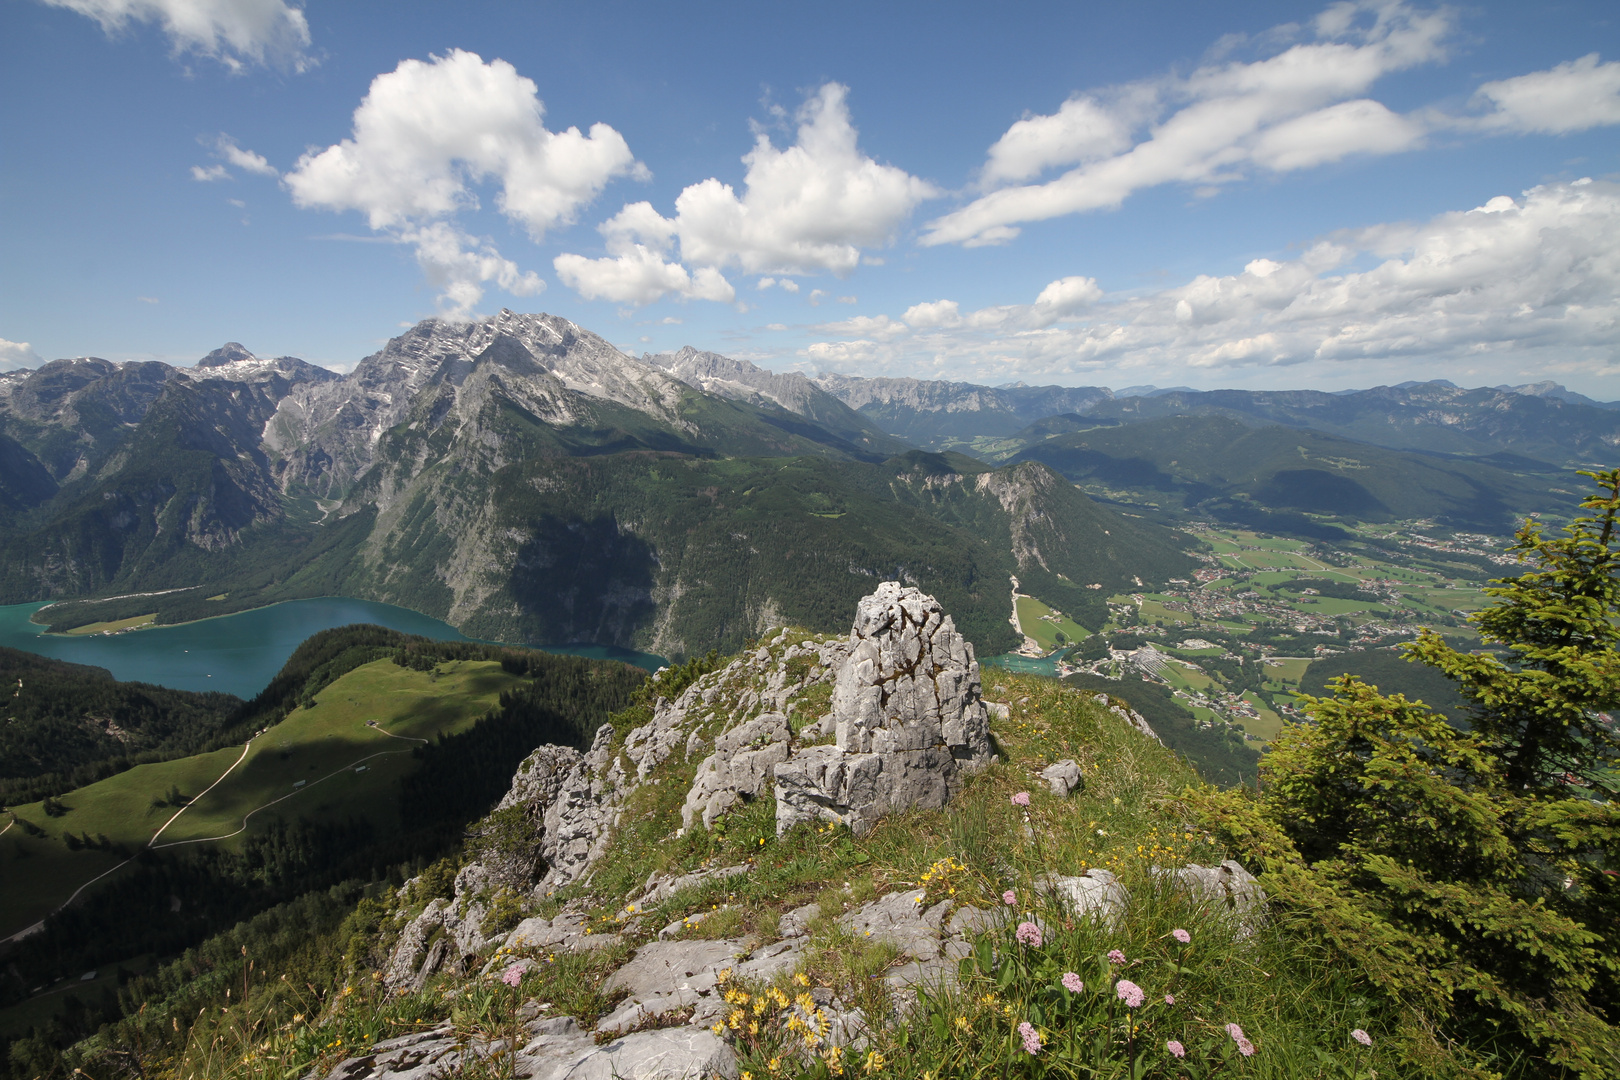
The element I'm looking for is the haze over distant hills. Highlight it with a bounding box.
[810,371,1620,466]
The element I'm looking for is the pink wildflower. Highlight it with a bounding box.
[1166,1040,1186,1058]
[1002,889,1017,906]
[1018,1021,1042,1055]
[1115,980,1145,1008]
[1164,994,1175,1005]
[1171,928,1191,944]
[1061,972,1084,993]
[1225,1023,1245,1042]
[1016,921,1043,947]
[1238,1038,1256,1057]
[500,963,524,988]
[1011,791,1031,806]
[1351,1029,1372,1047]
[1107,949,1127,964]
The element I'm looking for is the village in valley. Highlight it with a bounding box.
[1009,520,1505,749]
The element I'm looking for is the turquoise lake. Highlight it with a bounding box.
[0,597,665,699]
[983,652,1061,677]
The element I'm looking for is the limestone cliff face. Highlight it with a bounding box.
[266,310,688,500]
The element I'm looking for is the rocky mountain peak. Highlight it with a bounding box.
[197,342,256,367]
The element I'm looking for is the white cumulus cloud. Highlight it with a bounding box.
[981,94,1142,186]
[405,222,544,316]
[1471,53,1620,135]
[810,180,1620,388]
[218,136,276,175]
[554,83,934,306]
[812,314,909,342]
[284,49,643,317]
[925,1,1450,247]
[1249,98,1425,171]
[903,299,962,329]
[0,338,42,370]
[554,247,733,306]
[1030,276,1102,326]
[42,0,311,71]
[672,83,936,275]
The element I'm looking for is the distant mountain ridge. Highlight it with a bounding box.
[813,372,1115,443]
[1003,413,1577,533]
[813,373,1620,465]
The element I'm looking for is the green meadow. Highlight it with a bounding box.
[0,659,523,938]
[1013,595,1089,651]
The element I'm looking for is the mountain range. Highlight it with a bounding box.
[812,372,1620,466]
[0,313,1192,658]
[2,310,1609,658]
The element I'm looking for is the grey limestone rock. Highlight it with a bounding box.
[1158,860,1267,938]
[638,863,751,905]
[838,889,953,962]
[1038,869,1130,926]
[381,898,447,990]
[658,910,712,939]
[777,901,821,938]
[775,583,996,836]
[1040,759,1083,797]
[552,1027,738,1080]
[682,713,792,829]
[946,905,999,937]
[1110,704,1163,745]
[504,913,621,954]
[596,938,805,1036]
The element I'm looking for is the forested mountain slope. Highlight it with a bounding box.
[1004,414,1577,531]
[0,648,240,805]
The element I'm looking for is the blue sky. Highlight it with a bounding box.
[2,1,1618,395]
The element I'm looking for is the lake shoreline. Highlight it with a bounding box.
[0,596,666,698]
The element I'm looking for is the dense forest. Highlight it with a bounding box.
[1060,671,1261,787]
[1300,647,1469,725]
[0,648,240,806]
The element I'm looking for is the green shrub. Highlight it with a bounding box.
[1198,468,1620,1078]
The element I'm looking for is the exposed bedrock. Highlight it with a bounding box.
[774,581,997,836]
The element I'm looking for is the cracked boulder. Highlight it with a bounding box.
[682,713,792,830]
[775,583,996,836]
[1158,860,1267,938]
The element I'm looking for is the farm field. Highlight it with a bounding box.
[1014,595,1089,651]
[63,614,157,636]
[1072,519,1506,752]
[0,658,523,939]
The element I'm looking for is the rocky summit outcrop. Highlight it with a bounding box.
[384,583,994,989]
[775,582,995,836]
[346,583,1270,1080]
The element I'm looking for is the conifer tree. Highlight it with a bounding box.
[1197,467,1620,1078]
[1407,468,1620,795]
